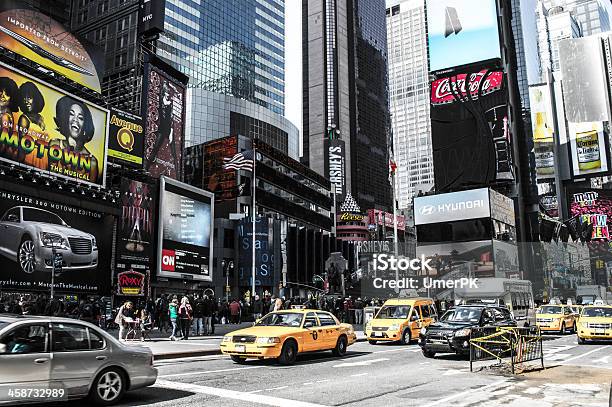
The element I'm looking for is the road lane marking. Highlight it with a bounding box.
[159,365,265,378]
[545,354,572,361]
[303,382,314,386]
[593,355,610,364]
[372,347,419,354]
[350,373,368,377]
[333,358,389,368]
[543,345,575,354]
[316,380,330,383]
[559,346,608,364]
[265,386,289,391]
[423,379,508,407]
[155,380,327,407]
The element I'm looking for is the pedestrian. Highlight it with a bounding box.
[274,296,283,312]
[354,297,364,325]
[209,296,218,334]
[202,295,212,335]
[253,295,263,320]
[114,301,134,341]
[178,297,193,340]
[192,294,204,336]
[168,298,179,341]
[229,299,241,324]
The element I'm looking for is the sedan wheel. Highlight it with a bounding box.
[90,368,125,406]
[18,239,36,274]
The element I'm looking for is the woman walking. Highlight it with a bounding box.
[178,297,193,340]
[114,301,134,341]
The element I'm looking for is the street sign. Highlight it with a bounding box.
[53,252,63,272]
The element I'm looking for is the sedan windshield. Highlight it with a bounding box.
[582,307,612,318]
[255,313,303,327]
[540,306,562,314]
[375,305,411,319]
[22,208,64,225]
[441,308,482,323]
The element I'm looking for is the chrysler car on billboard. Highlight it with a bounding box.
[0,190,113,294]
[157,176,214,281]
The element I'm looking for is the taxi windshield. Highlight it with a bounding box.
[441,307,482,323]
[582,307,612,318]
[375,305,411,319]
[255,312,304,327]
[540,306,562,314]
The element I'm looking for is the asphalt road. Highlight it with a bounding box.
[66,334,612,407]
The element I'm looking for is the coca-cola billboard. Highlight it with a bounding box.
[431,70,504,106]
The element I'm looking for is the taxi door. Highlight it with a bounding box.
[317,312,340,349]
[418,303,435,329]
[302,312,323,352]
[409,306,422,339]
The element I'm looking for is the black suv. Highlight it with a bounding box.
[419,305,516,358]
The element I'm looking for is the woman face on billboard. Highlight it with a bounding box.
[0,77,18,113]
[54,96,95,151]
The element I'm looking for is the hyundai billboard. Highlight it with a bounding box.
[414,188,491,226]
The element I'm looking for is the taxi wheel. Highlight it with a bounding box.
[332,335,348,357]
[368,340,377,345]
[400,329,411,345]
[231,355,247,364]
[278,340,297,365]
[578,336,586,344]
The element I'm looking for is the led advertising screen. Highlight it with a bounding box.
[430,68,513,191]
[569,188,612,240]
[0,2,104,93]
[138,0,167,37]
[108,108,144,167]
[568,122,609,178]
[115,178,155,275]
[324,138,346,204]
[0,189,113,294]
[426,0,501,72]
[0,63,109,187]
[142,59,186,179]
[157,176,214,281]
[529,85,556,180]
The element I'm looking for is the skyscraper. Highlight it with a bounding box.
[385,0,433,208]
[72,0,299,158]
[302,0,392,212]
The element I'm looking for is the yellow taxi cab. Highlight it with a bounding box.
[220,309,357,365]
[365,298,437,345]
[535,304,576,334]
[577,305,612,344]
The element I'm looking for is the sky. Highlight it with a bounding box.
[285,1,303,138]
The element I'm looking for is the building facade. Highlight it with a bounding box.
[302,0,392,212]
[386,0,433,208]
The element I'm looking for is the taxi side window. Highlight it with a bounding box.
[429,304,438,318]
[304,313,320,327]
[317,313,337,326]
[420,304,430,318]
[411,306,422,321]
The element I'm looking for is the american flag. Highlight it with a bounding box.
[223,150,254,172]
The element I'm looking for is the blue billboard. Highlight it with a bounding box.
[426,0,501,72]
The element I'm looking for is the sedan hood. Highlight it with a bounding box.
[33,223,91,238]
[427,321,474,331]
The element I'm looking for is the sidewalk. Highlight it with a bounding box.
[115,323,367,360]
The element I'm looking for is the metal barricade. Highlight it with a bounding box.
[469,326,543,374]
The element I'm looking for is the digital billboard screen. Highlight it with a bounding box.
[0,2,104,93]
[529,85,556,180]
[414,188,491,226]
[108,108,144,167]
[0,62,109,187]
[157,176,213,281]
[569,188,612,240]
[142,60,186,179]
[426,0,501,72]
[116,178,155,275]
[0,189,113,294]
[430,68,513,191]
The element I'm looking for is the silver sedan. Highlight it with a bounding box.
[0,315,157,405]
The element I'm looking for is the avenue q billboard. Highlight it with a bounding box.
[426,0,501,72]
[0,2,104,93]
[0,63,109,187]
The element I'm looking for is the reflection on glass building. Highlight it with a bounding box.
[303,0,392,212]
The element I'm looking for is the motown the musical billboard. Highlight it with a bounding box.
[0,62,109,187]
